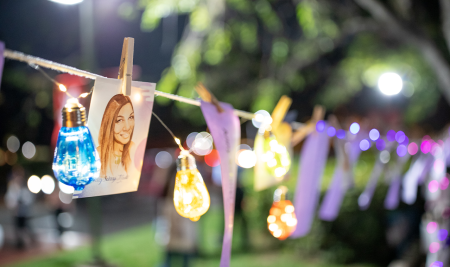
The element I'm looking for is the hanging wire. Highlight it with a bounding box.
[152,111,185,151]
[29,63,94,99]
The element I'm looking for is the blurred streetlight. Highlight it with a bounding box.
[378,72,403,95]
[48,0,84,4]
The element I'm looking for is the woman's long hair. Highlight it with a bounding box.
[98,94,134,177]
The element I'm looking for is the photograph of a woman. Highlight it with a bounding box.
[74,77,155,199]
[97,94,135,178]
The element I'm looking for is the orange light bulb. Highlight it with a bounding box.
[267,186,297,240]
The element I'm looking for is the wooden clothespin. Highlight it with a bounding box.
[195,83,224,113]
[271,95,292,131]
[291,105,325,146]
[118,37,134,96]
[271,96,293,145]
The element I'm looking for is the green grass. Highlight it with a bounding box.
[9,224,163,267]
[7,223,374,267]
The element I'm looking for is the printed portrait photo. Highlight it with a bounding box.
[98,94,135,179]
[73,77,155,198]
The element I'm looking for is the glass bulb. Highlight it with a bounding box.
[267,186,297,240]
[267,199,297,240]
[174,151,210,221]
[52,99,100,191]
[261,134,291,178]
[53,126,100,191]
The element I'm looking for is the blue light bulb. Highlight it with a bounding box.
[52,98,100,191]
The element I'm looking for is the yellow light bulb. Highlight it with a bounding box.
[174,150,210,221]
[263,134,291,178]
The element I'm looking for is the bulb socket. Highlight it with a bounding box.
[274,186,288,202]
[62,99,86,128]
[177,151,197,171]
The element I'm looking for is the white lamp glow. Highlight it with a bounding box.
[378,72,403,95]
[49,0,84,5]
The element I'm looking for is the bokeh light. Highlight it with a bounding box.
[359,139,370,151]
[192,132,213,156]
[316,121,325,132]
[378,72,403,95]
[7,136,20,153]
[396,145,407,157]
[41,175,55,195]
[380,150,390,164]
[239,144,252,151]
[186,132,198,148]
[22,141,36,159]
[431,261,444,267]
[386,130,396,142]
[376,139,386,151]
[155,151,173,169]
[49,0,84,4]
[369,129,380,141]
[427,222,438,233]
[429,242,440,253]
[236,149,257,168]
[252,110,272,129]
[408,142,418,155]
[327,126,336,137]
[59,191,73,204]
[205,149,220,167]
[349,123,360,135]
[57,212,74,228]
[429,180,439,193]
[438,229,448,241]
[59,181,74,194]
[421,140,432,154]
[336,129,346,139]
[401,136,409,145]
[431,142,440,156]
[395,131,405,143]
[27,175,41,194]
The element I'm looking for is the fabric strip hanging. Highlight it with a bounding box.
[200,101,240,267]
[358,159,385,210]
[291,128,329,238]
[402,154,432,205]
[384,154,410,210]
[319,132,363,221]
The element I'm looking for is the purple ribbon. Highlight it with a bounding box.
[402,154,432,204]
[0,41,4,89]
[319,134,363,221]
[385,176,402,210]
[200,101,240,267]
[358,160,384,210]
[291,130,329,238]
[384,155,410,210]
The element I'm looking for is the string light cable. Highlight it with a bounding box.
[3,48,266,121]
[29,63,93,99]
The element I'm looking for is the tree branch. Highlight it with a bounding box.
[440,0,450,52]
[353,0,450,104]
[278,17,377,79]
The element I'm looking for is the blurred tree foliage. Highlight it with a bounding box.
[137,0,450,125]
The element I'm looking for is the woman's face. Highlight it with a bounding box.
[114,103,134,145]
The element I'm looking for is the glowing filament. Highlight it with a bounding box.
[173,151,210,222]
